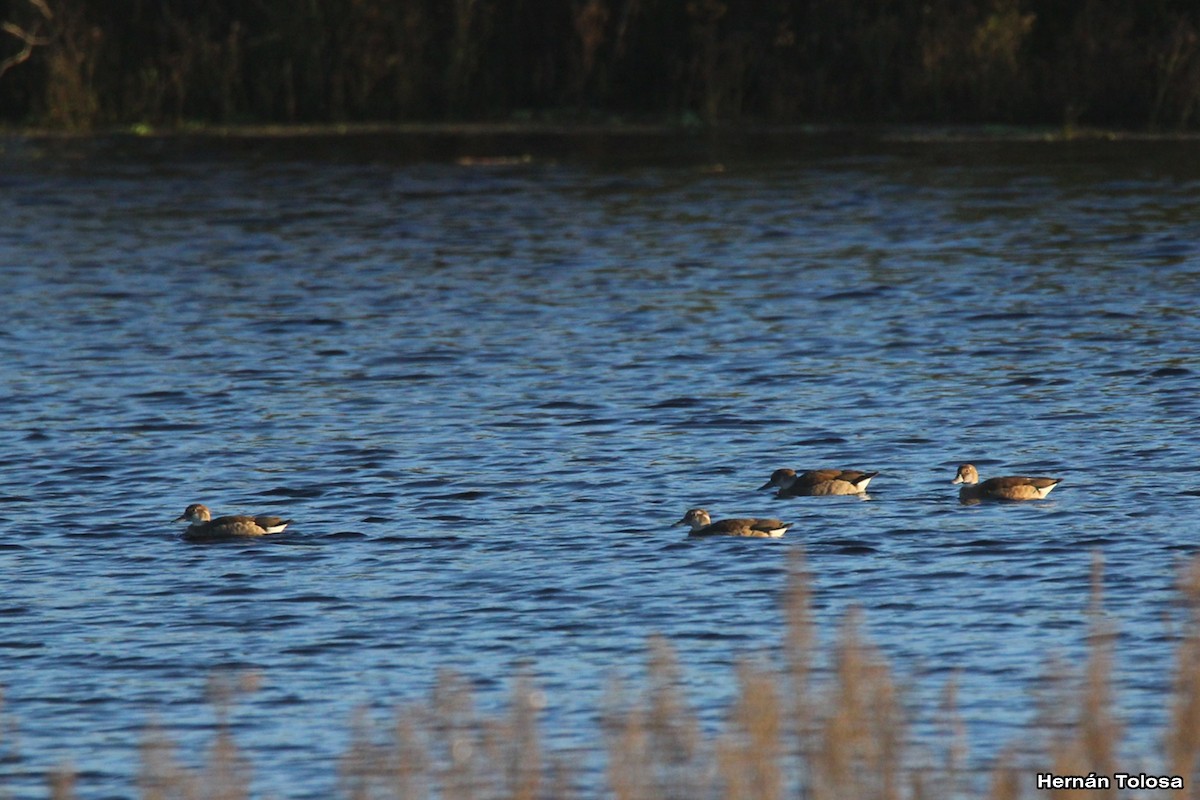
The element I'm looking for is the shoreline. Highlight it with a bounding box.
[5,119,1200,144]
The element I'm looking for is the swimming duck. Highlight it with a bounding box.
[951,464,1061,503]
[758,468,878,497]
[174,503,292,540]
[674,508,791,538]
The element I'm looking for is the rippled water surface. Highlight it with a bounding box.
[2,132,1199,798]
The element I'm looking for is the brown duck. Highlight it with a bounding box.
[759,467,878,497]
[951,464,1061,503]
[174,503,292,541]
[674,508,791,538]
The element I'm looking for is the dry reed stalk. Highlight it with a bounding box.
[645,635,709,800]
[988,749,1021,800]
[429,669,485,800]
[784,549,940,800]
[47,768,75,800]
[936,674,968,798]
[603,635,710,800]
[1166,556,1200,785]
[338,708,380,800]
[715,659,782,800]
[373,710,432,800]
[783,551,814,716]
[602,675,649,800]
[135,671,259,800]
[810,608,905,800]
[29,553,1200,799]
[340,668,550,800]
[138,722,199,800]
[202,673,256,800]
[198,727,251,800]
[501,672,543,800]
[1080,554,1119,786]
[781,549,816,798]
[338,703,436,800]
[1035,554,1120,800]
[136,724,250,800]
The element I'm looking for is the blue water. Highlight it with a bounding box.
[1,132,1199,798]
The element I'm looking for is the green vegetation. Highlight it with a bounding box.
[9,552,1200,799]
[2,0,1200,131]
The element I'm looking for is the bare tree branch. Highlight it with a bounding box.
[0,0,53,80]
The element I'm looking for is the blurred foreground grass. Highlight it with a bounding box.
[8,552,1200,799]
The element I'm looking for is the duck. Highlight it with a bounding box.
[951,464,1061,503]
[758,467,878,497]
[674,508,791,538]
[173,503,292,541]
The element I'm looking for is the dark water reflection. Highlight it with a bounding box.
[1,132,1199,797]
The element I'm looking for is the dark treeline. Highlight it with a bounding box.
[2,0,1200,130]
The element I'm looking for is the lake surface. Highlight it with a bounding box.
[1,129,1199,798]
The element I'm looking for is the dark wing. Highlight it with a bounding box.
[1026,477,1061,489]
[981,476,1055,491]
[749,518,789,534]
[690,518,753,536]
[839,470,878,485]
[793,469,844,487]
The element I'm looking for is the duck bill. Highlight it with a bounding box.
[951,476,964,485]
[672,518,688,526]
[757,481,774,491]
[173,513,187,522]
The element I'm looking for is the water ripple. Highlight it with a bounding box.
[0,139,1198,797]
